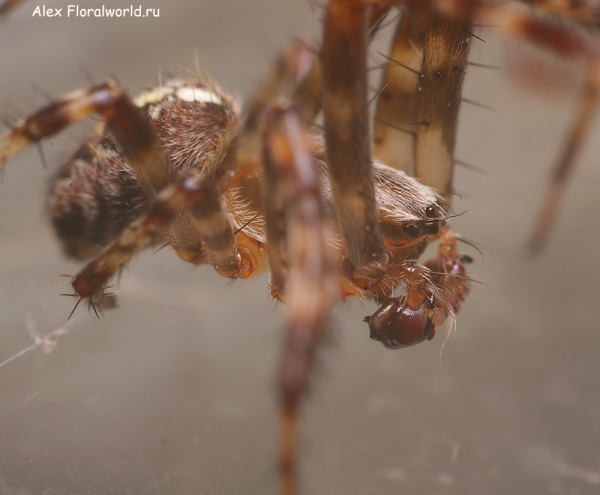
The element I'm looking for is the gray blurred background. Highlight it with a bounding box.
[1,1,599,494]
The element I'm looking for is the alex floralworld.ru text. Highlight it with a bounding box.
[32,5,160,18]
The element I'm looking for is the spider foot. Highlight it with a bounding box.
[61,285,118,320]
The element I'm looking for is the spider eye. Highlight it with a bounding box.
[402,223,420,238]
[425,205,437,218]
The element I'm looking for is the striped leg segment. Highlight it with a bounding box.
[322,0,389,288]
[373,6,429,175]
[428,0,600,247]
[242,38,321,152]
[415,13,472,206]
[370,6,472,343]
[371,0,600,248]
[0,81,172,197]
[71,171,243,301]
[262,104,337,495]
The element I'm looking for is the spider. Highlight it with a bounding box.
[1,1,598,495]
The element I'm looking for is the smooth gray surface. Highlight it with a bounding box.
[1,2,599,494]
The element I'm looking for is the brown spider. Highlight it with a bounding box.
[1,1,599,495]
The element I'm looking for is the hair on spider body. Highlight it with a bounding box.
[47,79,241,261]
[21,75,468,335]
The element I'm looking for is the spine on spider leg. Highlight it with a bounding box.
[0,81,173,197]
[322,0,389,289]
[373,6,429,175]
[263,104,337,495]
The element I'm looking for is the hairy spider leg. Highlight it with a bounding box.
[414,13,472,206]
[372,0,600,249]
[0,81,172,196]
[529,71,599,251]
[241,4,391,157]
[373,6,430,176]
[241,1,396,291]
[70,168,261,300]
[322,0,389,288]
[262,104,338,495]
[0,77,248,266]
[241,37,322,160]
[371,9,474,319]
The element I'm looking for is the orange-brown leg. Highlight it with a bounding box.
[373,6,429,175]
[528,72,599,252]
[322,0,389,288]
[425,227,472,315]
[393,0,600,248]
[262,104,337,495]
[242,37,321,153]
[371,5,473,339]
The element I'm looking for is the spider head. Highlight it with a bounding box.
[382,202,447,247]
